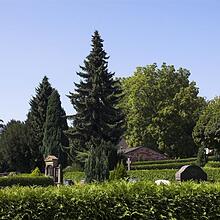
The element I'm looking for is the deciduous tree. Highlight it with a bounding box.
[120,63,206,157]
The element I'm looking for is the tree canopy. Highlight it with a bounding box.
[0,120,31,172]
[193,97,220,157]
[120,63,206,158]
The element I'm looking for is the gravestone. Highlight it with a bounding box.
[45,155,63,185]
[126,157,131,171]
[175,165,207,182]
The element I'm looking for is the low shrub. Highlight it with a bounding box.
[30,167,43,176]
[109,163,127,181]
[0,176,54,187]
[0,181,220,219]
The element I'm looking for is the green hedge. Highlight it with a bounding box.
[0,176,54,187]
[0,181,220,219]
[132,157,197,165]
[64,171,85,182]
[64,168,220,183]
[131,161,196,170]
[205,161,220,168]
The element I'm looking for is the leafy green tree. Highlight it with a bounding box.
[0,120,31,172]
[120,63,206,158]
[42,90,69,167]
[193,97,220,159]
[68,31,124,173]
[26,76,54,170]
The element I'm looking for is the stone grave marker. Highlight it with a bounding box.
[126,157,131,171]
[175,165,207,182]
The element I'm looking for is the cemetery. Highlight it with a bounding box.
[0,2,219,218]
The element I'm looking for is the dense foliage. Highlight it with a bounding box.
[109,162,127,180]
[120,64,206,158]
[26,76,69,170]
[42,90,68,167]
[68,31,124,180]
[131,161,196,170]
[193,97,220,159]
[26,76,54,170]
[0,176,53,187]
[0,120,31,172]
[132,157,197,165]
[205,161,220,168]
[64,168,220,182]
[0,181,220,219]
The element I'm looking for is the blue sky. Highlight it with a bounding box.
[0,0,220,123]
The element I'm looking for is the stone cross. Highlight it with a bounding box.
[126,157,131,171]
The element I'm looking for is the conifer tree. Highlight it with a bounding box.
[42,90,68,167]
[68,31,124,173]
[85,139,109,182]
[26,76,53,170]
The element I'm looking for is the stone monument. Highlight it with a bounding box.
[45,155,63,185]
[175,165,207,182]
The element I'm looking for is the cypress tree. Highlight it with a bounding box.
[42,90,68,167]
[26,76,53,170]
[85,139,109,182]
[68,31,124,172]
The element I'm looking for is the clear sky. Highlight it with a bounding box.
[0,0,220,123]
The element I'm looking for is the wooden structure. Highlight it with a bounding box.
[45,155,63,185]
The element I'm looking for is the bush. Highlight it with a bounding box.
[30,167,43,176]
[109,163,127,181]
[0,181,220,219]
[0,176,54,187]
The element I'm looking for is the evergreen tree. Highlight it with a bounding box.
[42,90,69,167]
[26,76,53,170]
[85,139,109,182]
[68,31,124,172]
[0,120,31,172]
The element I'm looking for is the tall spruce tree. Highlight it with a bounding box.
[68,31,124,177]
[26,76,53,170]
[42,90,69,167]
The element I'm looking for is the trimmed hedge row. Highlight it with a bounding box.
[64,171,85,182]
[0,181,220,219]
[132,157,197,165]
[0,176,54,187]
[131,161,196,170]
[64,168,220,182]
